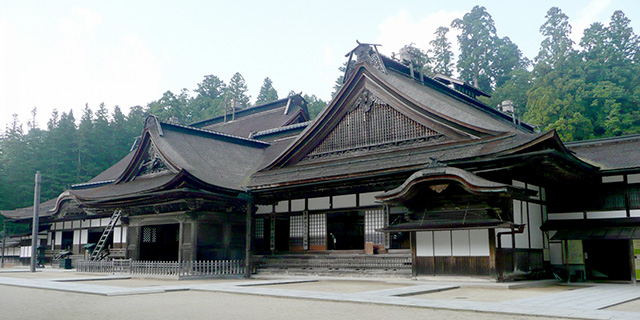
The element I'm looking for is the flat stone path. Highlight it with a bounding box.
[1,271,640,319]
[504,284,640,311]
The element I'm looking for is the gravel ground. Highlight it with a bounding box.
[0,284,560,320]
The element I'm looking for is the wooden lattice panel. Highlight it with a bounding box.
[309,91,440,157]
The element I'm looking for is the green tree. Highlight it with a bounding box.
[256,77,279,105]
[190,75,227,122]
[534,7,575,70]
[225,72,250,110]
[303,94,327,119]
[429,26,454,76]
[147,89,192,124]
[397,43,431,75]
[451,5,498,92]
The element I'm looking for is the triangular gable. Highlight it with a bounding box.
[263,64,496,169]
[307,89,444,159]
[116,117,180,183]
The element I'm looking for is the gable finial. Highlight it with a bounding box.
[343,41,387,83]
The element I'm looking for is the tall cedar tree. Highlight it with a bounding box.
[256,77,279,105]
[429,26,455,76]
[226,72,251,110]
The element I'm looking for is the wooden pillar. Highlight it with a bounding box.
[630,239,636,284]
[245,196,254,279]
[488,228,497,280]
[178,217,184,263]
[410,231,417,278]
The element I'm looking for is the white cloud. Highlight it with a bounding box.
[375,9,463,59]
[0,7,163,129]
[572,0,612,44]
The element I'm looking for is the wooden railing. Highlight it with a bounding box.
[76,259,247,279]
[255,255,412,275]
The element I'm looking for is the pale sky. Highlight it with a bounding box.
[1,0,639,130]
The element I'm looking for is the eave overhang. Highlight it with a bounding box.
[376,166,532,204]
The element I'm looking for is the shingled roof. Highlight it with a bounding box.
[566,134,640,171]
[190,95,309,138]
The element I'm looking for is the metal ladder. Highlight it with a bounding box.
[89,209,122,261]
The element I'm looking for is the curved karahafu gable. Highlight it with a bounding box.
[376,166,532,204]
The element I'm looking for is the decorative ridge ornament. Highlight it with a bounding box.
[135,141,171,178]
[344,42,386,83]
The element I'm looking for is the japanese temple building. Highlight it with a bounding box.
[3,43,640,282]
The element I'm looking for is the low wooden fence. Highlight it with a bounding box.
[76,259,247,279]
[256,255,412,276]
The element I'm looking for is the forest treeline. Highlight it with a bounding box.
[1,6,639,215]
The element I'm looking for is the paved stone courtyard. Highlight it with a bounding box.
[1,268,640,319]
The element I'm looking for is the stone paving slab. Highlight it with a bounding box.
[2,273,640,319]
[503,284,640,310]
[191,280,640,320]
[357,284,459,297]
[0,276,172,296]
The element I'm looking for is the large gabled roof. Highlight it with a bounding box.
[565,134,640,172]
[70,116,270,203]
[189,95,309,138]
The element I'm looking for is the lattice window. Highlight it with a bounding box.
[142,227,157,243]
[309,214,327,247]
[309,91,440,156]
[255,218,264,239]
[290,215,304,248]
[365,209,385,245]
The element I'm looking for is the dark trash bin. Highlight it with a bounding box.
[54,251,73,269]
[59,258,72,269]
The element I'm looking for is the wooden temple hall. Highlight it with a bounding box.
[3,43,640,282]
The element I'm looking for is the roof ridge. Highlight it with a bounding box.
[160,120,271,147]
[251,121,311,138]
[565,133,640,147]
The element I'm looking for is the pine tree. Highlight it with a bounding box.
[256,77,279,105]
[226,72,251,109]
[429,27,454,76]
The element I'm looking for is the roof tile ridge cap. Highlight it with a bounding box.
[190,97,293,126]
[252,121,312,137]
[159,120,271,146]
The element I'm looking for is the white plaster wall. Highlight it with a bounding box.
[63,221,72,229]
[73,230,80,245]
[81,220,90,228]
[433,231,452,256]
[122,227,127,243]
[114,227,122,243]
[628,173,640,184]
[333,194,356,209]
[549,242,563,265]
[513,200,529,248]
[81,229,88,244]
[291,199,305,212]
[359,191,383,206]
[602,175,624,183]
[308,197,330,210]
[587,210,627,219]
[547,212,583,220]
[275,200,289,213]
[255,205,272,214]
[416,231,433,257]
[55,231,62,245]
[469,229,490,256]
[451,230,470,256]
[529,203,544,249]
[496,228,512,249]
